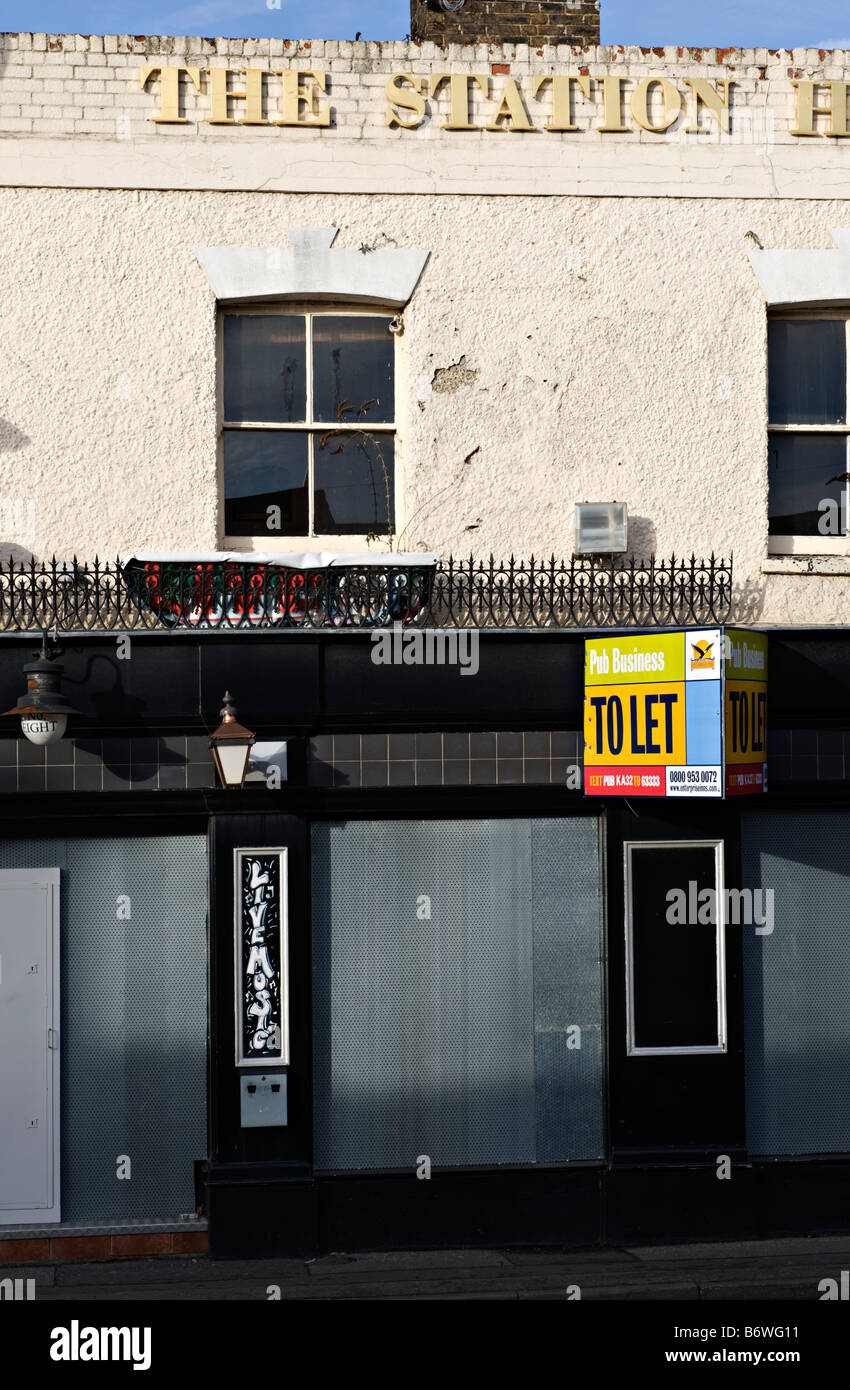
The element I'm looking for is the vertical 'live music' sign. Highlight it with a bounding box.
[234,848,289,1067]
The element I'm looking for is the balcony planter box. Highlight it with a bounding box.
[120,553,438,630]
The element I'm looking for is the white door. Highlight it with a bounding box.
[0,869,60,1223]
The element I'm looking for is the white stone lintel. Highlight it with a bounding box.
[748,228,850,306]
[195,227,429,306]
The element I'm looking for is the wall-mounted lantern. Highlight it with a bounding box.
[1,635,80,746]
[209,691,256,788]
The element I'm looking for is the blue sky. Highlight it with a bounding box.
[2,1,850,47]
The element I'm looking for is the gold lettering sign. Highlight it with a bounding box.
[792,80,850,137]
[683,78,732,133]
[141,65,202,122]
[532,74,591,132]
[386,73,426,129]
[485,77,534,131]
[136,66,841,140]
[630,77,682,133]
[206,68,266,125]
[431,73,489,130]
[273,70,330,127]
[596,75,630,133]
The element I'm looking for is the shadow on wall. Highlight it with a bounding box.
[627,515,656,557]
[0,544,36,569]
[732,579,766,624]
[628,517,766,625]
[0,419,28,453]
[0,418,35,562]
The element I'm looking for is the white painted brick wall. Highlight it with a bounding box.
[1,35,850,146]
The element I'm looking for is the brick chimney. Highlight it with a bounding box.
[411,1,600,47]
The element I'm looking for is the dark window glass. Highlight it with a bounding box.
[312,316,394,424]
[629,844,720,1050]
[314,432,395,535]
[768,432,847,535]
[768,319,846,425]
[223,430,309,536]
[223,315,306,423]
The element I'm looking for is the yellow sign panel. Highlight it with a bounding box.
[724,630,768,681]
[725,630,768,772]
[585,681,687,766]
[725,681,768,765]
[585,632,685,687]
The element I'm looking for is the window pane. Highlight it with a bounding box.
[312,316,394,424]
[768,319,846,424]
[314,431,395,535]
[629,844,721,1050]
[223,430,309,536]
[223,315,306,423]
[768,432,847,535]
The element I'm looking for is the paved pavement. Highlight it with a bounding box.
[3,1234,850,1300]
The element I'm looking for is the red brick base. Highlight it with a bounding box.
[0,1230,208,1264]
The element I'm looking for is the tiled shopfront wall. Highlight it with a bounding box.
[0,736,215,792]
[0,730,836,791]
[306,732,584,788]
[764,729,850,784]
[305,731,843,789]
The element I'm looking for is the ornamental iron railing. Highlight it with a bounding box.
[0,554,733,633]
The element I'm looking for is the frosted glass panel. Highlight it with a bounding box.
[0,836,207,1220]
[742,811,850,1155]
[311,817,602,1172]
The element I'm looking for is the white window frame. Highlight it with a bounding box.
[624,839,727,1057]
[218,304,401,553]
[768,308,850,557]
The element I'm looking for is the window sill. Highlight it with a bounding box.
[222,537,392,555]
[763,555,850,575]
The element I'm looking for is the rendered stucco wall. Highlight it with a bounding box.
[2,36,850,624]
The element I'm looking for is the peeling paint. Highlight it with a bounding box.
[431,356,479,394]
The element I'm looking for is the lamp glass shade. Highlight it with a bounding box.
[20,714,67,746]
[212,740,252,788]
